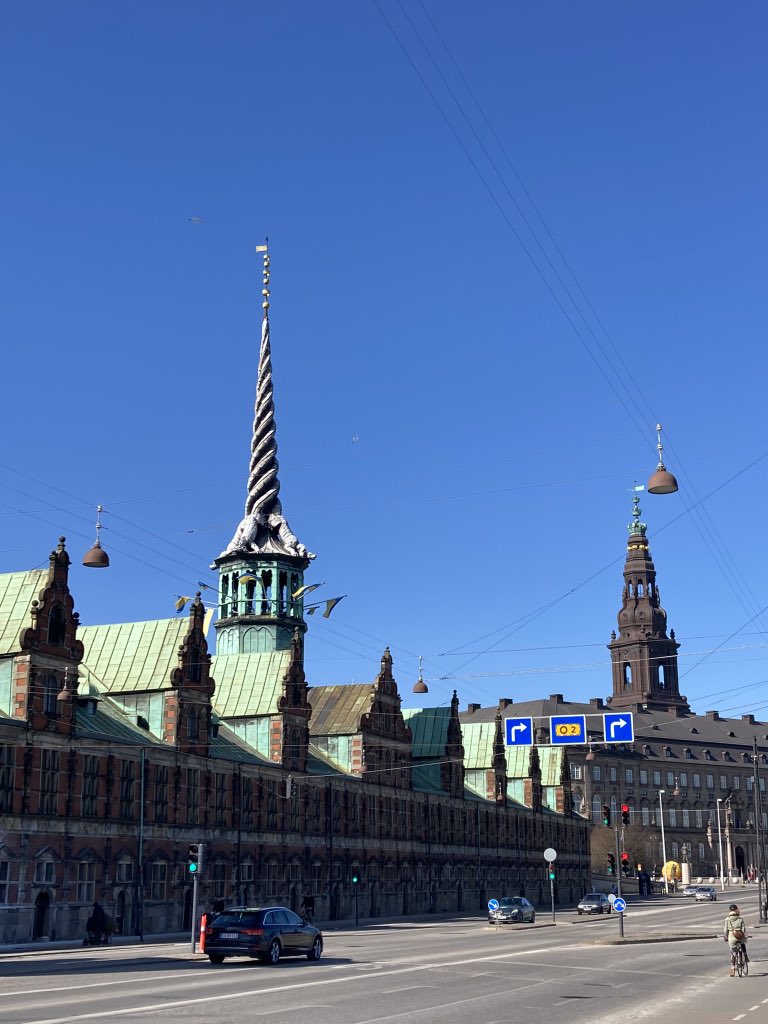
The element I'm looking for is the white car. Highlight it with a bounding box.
[682,885,701,897]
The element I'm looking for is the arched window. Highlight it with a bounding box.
[43,674,58,715]
[188,646,201,683]
[641,805,651,826]
[658,664,667,690]
[623,663,632,688]
[48,605,66,646]
[187,707,198,740]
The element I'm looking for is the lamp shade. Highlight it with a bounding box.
[83,540,110,568]
[647,468,679,494]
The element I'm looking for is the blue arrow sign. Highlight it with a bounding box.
[505,717,534,746]
[488,898,499,911]
[603,712,634,744]
[612,897,627,913]
[549,714,587,745]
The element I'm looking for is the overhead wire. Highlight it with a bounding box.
[374,0,768,691]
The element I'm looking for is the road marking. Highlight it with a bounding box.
[748,1006,760,1012]
[9,945,621,1024]
[733,1015,746,1020]
[0,970,203,998]
[380,985,436,993]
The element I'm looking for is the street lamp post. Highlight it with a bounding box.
[659,790,669,896]
[716,798,725,891]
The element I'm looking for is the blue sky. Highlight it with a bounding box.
[1,2,767,720]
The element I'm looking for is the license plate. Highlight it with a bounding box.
[220,932,239,939]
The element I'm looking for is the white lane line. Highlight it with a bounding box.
[380,986,436,994]
[748,1006,760,1012]
[734,1016,746,1021]
[0,971,202,998]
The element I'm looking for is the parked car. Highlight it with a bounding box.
[488,897,536,924]
[682,884,701,897]
[576,893,612,915]
[695,886,717,901]
[204,906,323,965]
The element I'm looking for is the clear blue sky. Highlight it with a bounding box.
[2,2,767,720]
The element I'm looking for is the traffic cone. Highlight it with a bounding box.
[199,913,207,953]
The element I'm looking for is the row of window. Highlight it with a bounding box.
[0,852,576,906]
[573,764,766,792]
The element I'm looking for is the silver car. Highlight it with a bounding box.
[695,886,717,901]
[577,892,612,915]
[488,897,536,924]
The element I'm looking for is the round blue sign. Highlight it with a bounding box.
[613,897,627,913]
[488,898,499,911]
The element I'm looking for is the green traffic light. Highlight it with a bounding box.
[188,862,198,873]
[351,875,358,884]
[548,871,555,880]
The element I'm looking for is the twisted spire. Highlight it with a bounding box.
[219,245,314,562]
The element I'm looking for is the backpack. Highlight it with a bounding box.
[730,917,746,941]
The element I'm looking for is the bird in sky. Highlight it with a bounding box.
[188,217,205,224]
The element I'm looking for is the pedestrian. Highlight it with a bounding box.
[723,903,749,976]
[90,901,107,942]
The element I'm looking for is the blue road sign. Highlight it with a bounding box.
[549,714,587,745]
[505,717,534,746]
[603,712,634,744]
[612,897,627,913]
[488,899,499,911]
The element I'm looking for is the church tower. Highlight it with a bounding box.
[212,247,315,658]
[607,491,688,712]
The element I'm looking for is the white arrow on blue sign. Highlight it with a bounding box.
[612,897,627,913]
[505,717,533,746]
[488,898,500,911]
[603,712,634,744]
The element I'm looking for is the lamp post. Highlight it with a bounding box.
[658,790,669,895]
[716,798,725,891]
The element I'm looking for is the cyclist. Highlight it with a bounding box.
[723,903,749,976]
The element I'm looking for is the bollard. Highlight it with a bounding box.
[199,913,207,953]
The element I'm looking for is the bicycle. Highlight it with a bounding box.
[732,942,749,977]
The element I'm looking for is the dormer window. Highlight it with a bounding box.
[664,745,673,757]
[684,748,693,759]
[704,749,714,760]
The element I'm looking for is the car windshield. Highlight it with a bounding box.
[499,899,523,907]
[583,895,603,902]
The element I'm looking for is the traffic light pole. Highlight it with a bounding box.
[190,873,199,954]
[615,826,624,939]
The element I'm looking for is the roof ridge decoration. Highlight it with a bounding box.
[219,244,315,563]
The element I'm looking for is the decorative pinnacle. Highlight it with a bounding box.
[628,487,647,537]
[259,238,270,314]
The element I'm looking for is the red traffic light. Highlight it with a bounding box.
[621,852,630,861]
[621,804,629,813]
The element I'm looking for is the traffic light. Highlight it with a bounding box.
[548,868,556,881]
[621,804,630,827]
[187,842,205,875]
[607,853,616,875]
[602,805,611,827]
[351,873,359,885]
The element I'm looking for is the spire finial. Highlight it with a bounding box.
[257,238,270,316]
[217,244,315,563]
[628,483,646,537]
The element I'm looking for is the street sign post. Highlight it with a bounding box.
[488,898,499,912]
[505,718,534,746]
[544,848,557,923]
[549,715,586,745]
[603,712,634,744]
[613,897,627,914]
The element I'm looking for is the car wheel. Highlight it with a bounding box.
[208,954,225,965]
[264,939,281,965]
[530,912,535,924]
[307,936,323,961]
[577,909,582,915]
[598,907,604,914]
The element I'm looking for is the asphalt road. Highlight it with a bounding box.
[0,887,764,1024]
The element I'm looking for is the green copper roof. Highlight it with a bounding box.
[75,693,166,747]
[412,763,445,794]
[537,745,565,785]
[211,650,292,718]
[504,745,532,778]
[308,684,374,735]
[460,720,497,769]
[0,569,47,656]
[79,618,192,693]
[402,707,450,757]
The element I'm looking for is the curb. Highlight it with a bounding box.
[594,932,718,945]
